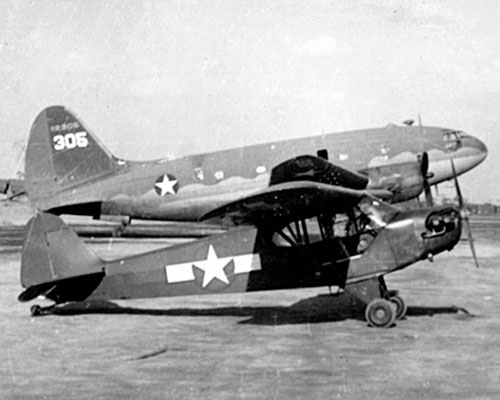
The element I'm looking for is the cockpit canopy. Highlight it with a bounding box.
[442,130,464,152]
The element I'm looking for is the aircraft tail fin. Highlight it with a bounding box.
[20,212,104,303]
[25,106,117,210]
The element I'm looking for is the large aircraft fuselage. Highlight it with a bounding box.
[24,106,487,221]
[54,125,485,221]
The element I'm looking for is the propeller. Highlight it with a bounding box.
[416,115,434,207]
[451,158,480,268]
[419,151,433,207]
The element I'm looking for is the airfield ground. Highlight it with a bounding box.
[1,203,500,399]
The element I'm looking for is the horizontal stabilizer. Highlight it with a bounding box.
[18,272,104,303]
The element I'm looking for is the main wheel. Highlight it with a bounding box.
[365,299,396,328]
[390,294,407,320]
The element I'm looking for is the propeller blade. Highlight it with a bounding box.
[451,158,479,268]
[419,151,433,206]
[417,117,433,206]
[424,182,433,207]
[464,212,480,269]
[451,159,464,209]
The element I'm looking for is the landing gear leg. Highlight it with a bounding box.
[344,276,401,328]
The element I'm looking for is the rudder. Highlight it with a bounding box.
[25,106,116,210]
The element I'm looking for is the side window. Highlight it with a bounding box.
[271,211,377,259]
[333,214,353,237]
[271,213,367,248]
[272,217,324,247]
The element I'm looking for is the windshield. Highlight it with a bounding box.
[442,130,463,152]
[358,197,398,228]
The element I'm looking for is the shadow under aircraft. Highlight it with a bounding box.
[33,294,473,327]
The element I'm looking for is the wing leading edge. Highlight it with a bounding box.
[201,181,377,227]
[201,155,398,227]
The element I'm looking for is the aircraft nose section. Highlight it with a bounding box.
[422,207,462,255]
[427,133,488,184]
[466,135,488,165]
[455,134,488,174]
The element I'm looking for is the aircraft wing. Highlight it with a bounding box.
[200,181,371,227]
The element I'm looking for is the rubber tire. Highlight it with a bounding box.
[365,299,396,328]
[390,295,407,320]
[30,304,42,317]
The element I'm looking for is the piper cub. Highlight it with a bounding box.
[19,182,461,328]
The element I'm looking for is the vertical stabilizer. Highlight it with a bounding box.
[21,212,103,290]
[25,106,116,209]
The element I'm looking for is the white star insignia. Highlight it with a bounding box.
[155,174,178,196]
[193,245,231,287]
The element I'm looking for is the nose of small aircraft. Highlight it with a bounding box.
[421,206,462,256]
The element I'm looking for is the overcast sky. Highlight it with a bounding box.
[1,0,499,202]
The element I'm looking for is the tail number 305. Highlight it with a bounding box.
[53,132,89,151]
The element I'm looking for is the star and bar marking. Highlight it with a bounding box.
[154,174,179,196]
[193,245,230,287]
[165,245,261,289]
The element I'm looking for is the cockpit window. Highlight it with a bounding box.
[443,130,463,152]
[272,217,325,247]
[272,211,374,252]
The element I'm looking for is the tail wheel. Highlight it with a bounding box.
[390,294,407,320]
[365,299,396,328]
[30,304,42,317]
[30,304,55,317]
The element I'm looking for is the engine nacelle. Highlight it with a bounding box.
[364,161,425,203]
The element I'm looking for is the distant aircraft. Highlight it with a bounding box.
[20,190,462,328]
[23,106,487,222]
[0,178,25,200]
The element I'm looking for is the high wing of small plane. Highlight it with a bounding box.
[20,179,463,328]
[23,106,487,222]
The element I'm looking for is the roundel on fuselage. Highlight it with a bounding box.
[154,174,179,196]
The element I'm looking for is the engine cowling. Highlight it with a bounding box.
[364,160,425,203]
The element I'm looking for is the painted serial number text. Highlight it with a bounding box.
[53,132,89,151]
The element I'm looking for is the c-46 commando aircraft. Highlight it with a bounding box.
[24,106,487,222]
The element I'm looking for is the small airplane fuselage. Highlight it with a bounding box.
[20,200,462,327]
